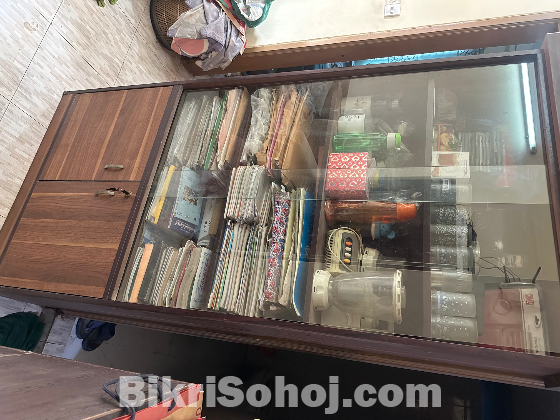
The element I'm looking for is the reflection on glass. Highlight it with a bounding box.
[117,62,559,356]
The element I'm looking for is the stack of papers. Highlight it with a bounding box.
[253,85,317,190]
[123,240,213,310]
[224,165,271,224]
[207,221,270,316]
[207,165,273,316]
[167,88,251,171]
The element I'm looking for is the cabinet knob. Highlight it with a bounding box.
[104,164,124,170]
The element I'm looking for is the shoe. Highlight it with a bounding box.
[75,318,104,339]
[81,322,116,351]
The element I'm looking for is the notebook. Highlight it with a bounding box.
[122,247,144,302]
[169,168,203,239]
[189,247,213,309]
[151,166,177,224]
[176,247,202,309]
[293,190,316,316]
[129,243,153,304]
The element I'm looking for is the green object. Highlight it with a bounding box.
[97,0,117,6]
[0,312,45,351]
[332,132,401,153]
[217,0,274,28]
[204,95,227,170]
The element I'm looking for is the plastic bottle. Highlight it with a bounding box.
[332,133,401,153]
[325,200,418,225]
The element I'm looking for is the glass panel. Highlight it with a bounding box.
[117,61,560,356]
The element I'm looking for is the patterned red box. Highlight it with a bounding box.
[325,152,369,200]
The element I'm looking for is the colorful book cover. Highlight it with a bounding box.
[169,168,203,239]
[158,170,180,229]
[264,191,291,304]
[151,166,176,224]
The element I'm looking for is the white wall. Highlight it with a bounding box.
[248,0,560,48]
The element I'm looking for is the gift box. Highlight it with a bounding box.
[325,152,369,200]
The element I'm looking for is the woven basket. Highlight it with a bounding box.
[150,0,189,50]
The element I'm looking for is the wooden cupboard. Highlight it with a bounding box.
[2,35,560,388]
[0,86,179,299]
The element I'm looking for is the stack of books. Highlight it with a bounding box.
[207,165,273,316]
[122,239,212,310]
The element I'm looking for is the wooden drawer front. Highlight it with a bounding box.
[0,181,139,298]
[40,87,172,181]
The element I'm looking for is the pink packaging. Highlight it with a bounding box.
[325,152,369,200]
[478,288,546,355]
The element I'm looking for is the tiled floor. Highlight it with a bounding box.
[0,0,192,227]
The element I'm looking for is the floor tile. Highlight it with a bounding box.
[115,31,175,86]
[52,0,135,85]
[118,0,150,29]
[0,295,29,317]
[28,0,64,23]
[0,104,47,217]
[136,9,193,82]
[0,94,9,117]
[11,26,108,127]
[0,0,50,99]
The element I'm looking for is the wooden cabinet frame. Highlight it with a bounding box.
[183,11,560,75]
[2,45,560,388]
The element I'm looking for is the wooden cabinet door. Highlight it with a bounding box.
[0,181,139,298]
[40,87,173,181]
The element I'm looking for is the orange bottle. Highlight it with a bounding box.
[325,200,417,225]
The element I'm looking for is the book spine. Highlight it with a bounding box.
[189,248,213,309]
[151,166,177,224]
[122,247,144,302]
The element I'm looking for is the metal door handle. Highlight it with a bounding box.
[96,190,115,196]
[95,188,132,198]
[104,164,124,170]
[106,187,132,198]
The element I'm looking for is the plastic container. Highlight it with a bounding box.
[332,132,401,153]
[430,224,470,247]
[431,315,478,343]
[330,270,405,323]
[325,200,418,225]
[312,270,406,324]
[430,270,473,293]
[431,291,476,318]
[430,245,474,269]
[431,204,470,226]
[430,179,472,204]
